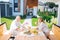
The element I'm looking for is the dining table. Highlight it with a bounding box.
[15,30,48,40]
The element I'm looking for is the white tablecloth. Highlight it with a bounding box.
[15,31,48,40]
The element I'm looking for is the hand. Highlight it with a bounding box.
[16,28,20,31]
[20,27,25,31]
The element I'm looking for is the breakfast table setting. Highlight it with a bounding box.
[14,21,49,40]
[14,26,48,40]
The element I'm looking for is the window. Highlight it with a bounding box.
[14,0,20,12]
[15,0,18,3]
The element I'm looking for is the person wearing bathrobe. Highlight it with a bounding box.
[10,16,24,37]
[37,17,50,37]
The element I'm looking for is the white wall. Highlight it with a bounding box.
[33,7,38,16]
[5,4,7,16]
[20,0,24,16]
[57,2,60,26]
[0,6,1,24]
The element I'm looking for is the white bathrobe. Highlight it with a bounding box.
[10,20,22,37]
[38,22,49,35]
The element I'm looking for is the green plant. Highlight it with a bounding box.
[38,11,52,22]
[21,14,27,19]
[45,2,55,8]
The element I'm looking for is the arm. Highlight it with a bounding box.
[10,20,19,31]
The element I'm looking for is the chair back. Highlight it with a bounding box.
[0,22,7,36]
[52,24,60,40]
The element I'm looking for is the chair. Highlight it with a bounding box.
[0,22,11,40]
[52,24,60,40]
[49,24,60,40]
